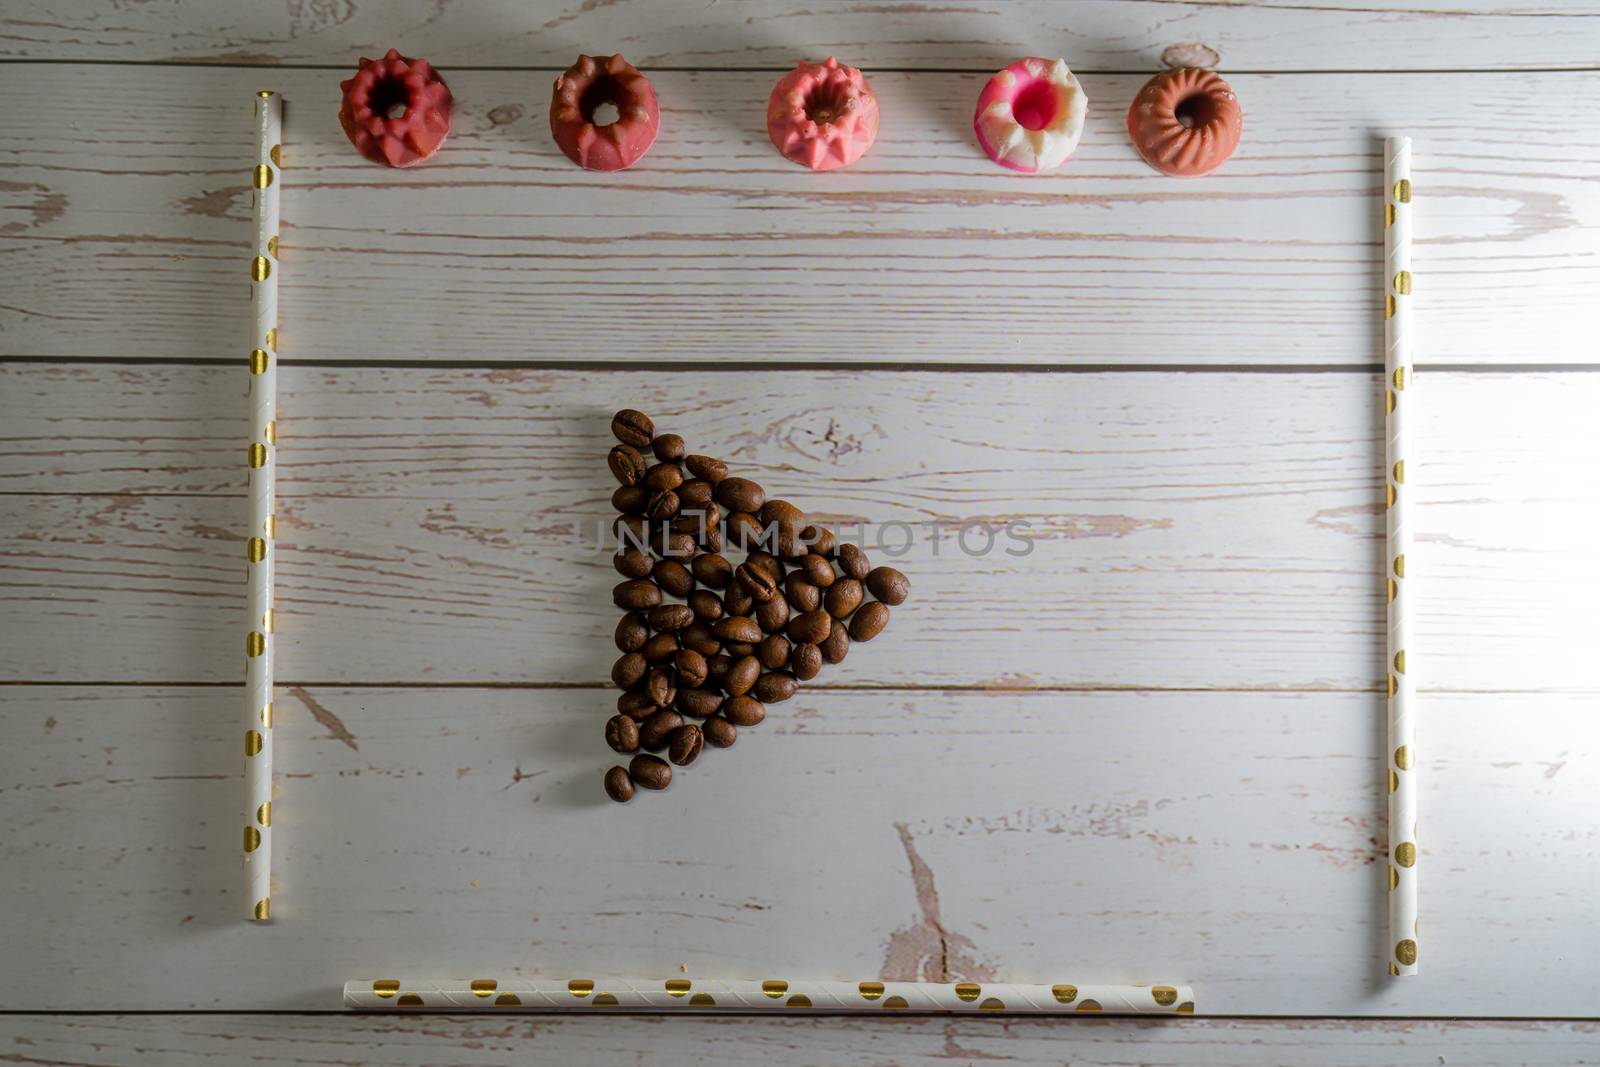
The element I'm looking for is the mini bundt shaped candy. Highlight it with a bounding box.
[1126,67,1242,177]
[338,48,453,168]
[973,57,1088,173]
[766,57,879,171]
[549,54,661,171]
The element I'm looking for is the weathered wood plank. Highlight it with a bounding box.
[3,366,1596,690]
[2,1013,1597,1067]
[1,685,1594,1014]
[2,65,1596,365]
[3,0,1597,71]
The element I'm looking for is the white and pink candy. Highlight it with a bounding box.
[973,57,1088,173]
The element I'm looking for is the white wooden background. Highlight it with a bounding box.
[3,1,1599,1063]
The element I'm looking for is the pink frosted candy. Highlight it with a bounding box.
[973,57,1088,173]
[766,57,879,171]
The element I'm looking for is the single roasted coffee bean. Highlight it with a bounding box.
[836,543,871,580]
[651,433,685,461]
[849,600,890,641]
[800,553,836,588]
[784,573,822,612]
[673,648,708,688]
[628,752,672,790]
[686,454,729,482]
[687,589,724,622]
[653,531,697,560]
[643,462,684,494]
[723,583,754,617]
[612,485,648,514]
[865,566,911,605]
[722,640,755,658]
[646,488,680,522]
[640,631,680,664]
[611,409,655,449]
[647,603,694,632]
[638,707,683,750]
[756,634,791,670]
[677,479,714,510]
[724,511,763,551]
[702,715,737,748]
[755,594,790,634]
[691,552,733,589]
[736,561,778,602]
[617,690,656,719]
[614,578,661,611]
[611,652,647,690]
[713,616,763,644]
[722,694,766,727]
[791,642,822,681]
[615,612,650,653]
[668,724,704,766]
[605,714,640,753]
[700,524,724,552]
[747,551,784,582]
[608,444,647,487]
[645,667,677,709]
[705,653,734,688]
[652,558,695,598]
[614,546,654,580]
[604,765,634,802]
[787,608,832,645]
[753,671,798,703]
[760,499,807,558]
[681,620,721,657]
[676,687,724,718]
[802,524,837,558]
[823,578,864,619]
[725,654,762,697]
[820,618,850,664]
[715,476,766,514]
[614,514,650,546]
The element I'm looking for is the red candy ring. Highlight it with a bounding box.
[549,54,661,171]
[338,48,453,168]
[1126,68,1242,178]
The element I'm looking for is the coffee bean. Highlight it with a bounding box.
[605,765,634,802]
[722,641,755,659]
[645,668,677,709]
[681,620,721,657]
[687,589,724,622]
[646,603,692,632]
[849,601,890,641]
[820,619,850,664]
[608,444,647,486]
[725,654,761,697]
[723,695,766,727]
[724,511,763,551]
[757,634,792,670]
[678,479,714,510]
[747,551,784,582]
[865,566,911,605]
[628,753,672,790]
[671,506,719,540]
[836,543,871,581]
[691,552,733,590]
[617,690,656,719]
[652,559,695,598]
[614,579,661,611]
[612,485,648,514]
[605,714,640,753]
[753,671,798,703]
[801,553,836,588]
[713,616,763,644]
[615,612,650,653]
[760,499,807,558]
[802,524,837,558]
[791,642,822,680]
[703,715,737,748]
[646,489,680,522]
[611,652,647,690]
[723,583,754,617]
[614,514,651,547]
[715,477,766,514]
[700,524,724,553]
[611,409,655,449]
[638,707,683,751]
[676,687,724,718]
[640,631,680,664]
[668,724,704,766]
[673,648,708,688]
[614,546,653,580]
[705,654,734,688]
[686,455,729,482]
[787,608,832,645]
[643,462,684,494]
[654,531,698,560]
[782,573,821,612]
[823,578,864,619]
[735,562,778,605]
[755,594,790,634]
[651,433,685,461]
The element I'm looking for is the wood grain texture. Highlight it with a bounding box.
[2,685,1596,1014]
[2,65,1597,365]
[4,0,1599,71]
[3,365,1597,690]
[1,1014,1597,1067]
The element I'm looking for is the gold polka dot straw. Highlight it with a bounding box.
[1383,136,1417,976]
[244,90,282,923]
[343,978,1194,1014]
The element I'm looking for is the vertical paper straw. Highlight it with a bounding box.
[243,90,282,923]
[1383,136,1417,976]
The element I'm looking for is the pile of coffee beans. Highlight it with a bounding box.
[601,409,910,802]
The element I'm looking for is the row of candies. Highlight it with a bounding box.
[340,50,1241,177]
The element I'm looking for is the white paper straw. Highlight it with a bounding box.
[345,977,1194,1014]
[1383,136,1417,976]
[243,90,282,923]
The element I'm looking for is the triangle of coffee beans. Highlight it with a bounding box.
[601,409,910,802]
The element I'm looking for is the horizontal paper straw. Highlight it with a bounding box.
[346,978,1194,1014]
